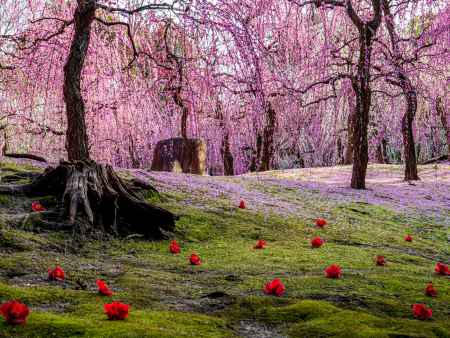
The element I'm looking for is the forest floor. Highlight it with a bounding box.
[0,161,449,338]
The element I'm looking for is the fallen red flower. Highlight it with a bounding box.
[48,266,65,281]
[169,240,181,254]
[263,278,285,297]
[412,304,432,320]
[239,200,246,209]
[324,264,342,278]
[434,262,449,276]
[31,201,45,212]
[376,255,386,266]
[104,302,129,320]
[315,218,327,228]
[311,236,324,248]
[425,282,437,297]
[189,253,201,265]
[254,240,266,249]
[96,279,113,297]
[404,235,413,242]
[0,300,30,325]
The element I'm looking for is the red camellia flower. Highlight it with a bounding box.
[239,200,246,209]
[104,302,129,320]
[254,240,266,249]
[96,279,113,297]
[434,262,449,276]
[31,201,45,212]
[0,300,30,325]
[324,264,342,278]
[404,235,413,242]
[263,278,285,297]
[48,266,65,281]
[412,304,432,320]
[376,255,386,266]
[425,282,437,297]
[311,236,324,248]
[169,240,181,254]
[189,253,201,265]
[315,218,327,228]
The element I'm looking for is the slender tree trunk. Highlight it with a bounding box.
[437,97,450,158]
[382,0,418,180]
[401,92,419,180]
[258,102,276,172]
[249,133,262,172]
[337,137,344,164]
[221,132,234,175]
[63,0,96,161]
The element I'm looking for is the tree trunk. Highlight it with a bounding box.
[258,102,276,172]
[437,96,450,158]
[347,0,382,189]
[375,143,384,164]
[63,0,95,161]
[382,0,419,181]
[249,133,262,172]
[382,138,389,164]
[221,132,234,176]
[401,95,419,180]
[337,137,344,165]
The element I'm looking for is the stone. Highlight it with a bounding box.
[151,138,207,175]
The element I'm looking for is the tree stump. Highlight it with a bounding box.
[151,138,207,175]
[0,160,176,239]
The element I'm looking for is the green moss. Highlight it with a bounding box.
[0,165,449,337]
[0,195,12,206]
[0,309,234,338]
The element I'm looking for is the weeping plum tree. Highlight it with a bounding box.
[381,0,419,180]
[0,0,448,187]
[0,0,190,239]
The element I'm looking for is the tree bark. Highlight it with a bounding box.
[347,0,382,189]
[249,133,262,172]
[382,0,419,181]
[437,96,450,159]
[63,0,95,161]
[221,132,234,175]
[258,102,276,172]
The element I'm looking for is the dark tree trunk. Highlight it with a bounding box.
[258,102,276,172]
[337,137,344,165]
[401,96,419,180]
[249,133,262,172]
[173,90,188,139]
[437,97,450,159]
[4,0,177,239]
[375,138,389,164]
[347,0,382,189]
[382,138,389,164]
[375,143,384,164]
[382,0,418,181]
[63,0,95,162]
[221,132,234,176]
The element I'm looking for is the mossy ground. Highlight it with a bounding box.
[0,161,449,337]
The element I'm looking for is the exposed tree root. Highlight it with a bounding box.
[0,160,176,239]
